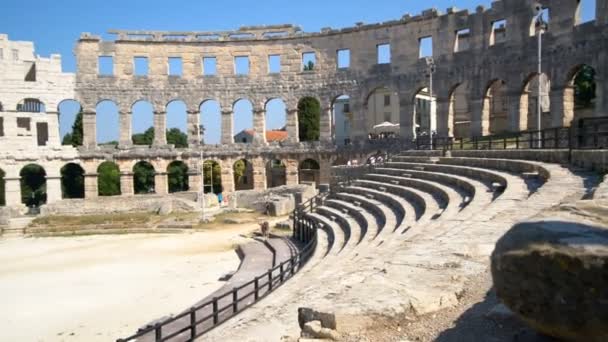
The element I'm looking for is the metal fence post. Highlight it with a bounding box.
[155,324,162,342]
[212,297,219,325]
[254,276,259,301]
[232,288,238,313]
[280,262,285,283]
[268,270,273,291]
[190,308,197,338]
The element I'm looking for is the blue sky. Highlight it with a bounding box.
[2,0,597,143]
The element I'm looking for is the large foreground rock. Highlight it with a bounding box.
[491,219,608,342]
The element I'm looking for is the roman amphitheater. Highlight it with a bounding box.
[1,0,608,341]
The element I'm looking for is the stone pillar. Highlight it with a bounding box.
[320,106,332,143]
[4,177,23,207]
[318,158,331,186]
[45,175,62,204]
[253,108,267,144]
[83,110,96,148]
[399,100,415,141]
[597,0,608,26]
[252,158,267,190]
[221,109,234,144]
[154,172,168,195]
[119,111,132,147]
[349,101,367,143]
[46,111,61,147]
[436,99,450,137]
[153,111,167,146]
[470,98,485,137]
[120,172,134,196]
[187,110,201,146]
[188,170,202,194]
[550,86,574,127]
[596,59,607,118]
[221,165,235,193]
[285,159,299,185]
[509,93,525,132]
[84,173,99,199]
[286,108,299,143]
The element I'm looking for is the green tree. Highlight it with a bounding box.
[132,127,155,146]
[0,169,5,206]
[61,164,84,199]
[574,65,596,108]
[203,161,222,193]
[303,61,315,71]
[167,162,189,193]
[62,109,83,146]
[298,97,321,141]
[233,160,247,186]
[134,162,155,194]
[98,162,121,196]
[20,164,46,206]
[166,128,188,148]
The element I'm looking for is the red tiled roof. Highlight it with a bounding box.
[239,129,288,142]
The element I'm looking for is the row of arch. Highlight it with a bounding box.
[0,159,321,207]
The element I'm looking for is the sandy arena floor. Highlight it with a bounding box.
[0,225,259,342]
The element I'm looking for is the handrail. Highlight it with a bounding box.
[117,194,321,342]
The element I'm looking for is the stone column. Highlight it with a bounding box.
[46,111,61,147]
[45,175,62,204]
[318,158,331,186]
[153,111,167,146]
[436,99,450,137]
[470,98,486,137]
[508,93,525,132]
[120,172,134,196]
[550,86,574,127]
[188,170,202,194]
[82,110,96,148]
[597,0,608,26]
[154,172,168,195]
[221,109,234,144]
[252,157,267,190]
[399,100,415,141]
[320,106,332,143]
[84,173,99,199]
[349,101,367,143]
[596,60,607,118]
[253,108,267,144]
[187,110,201,146]
[285,159,299,185]
[221,165,235,193]
[119,111,132,147]
[4,177,23,207]
[286,108,299,143]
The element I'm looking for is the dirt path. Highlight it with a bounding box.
[0,223,263,342]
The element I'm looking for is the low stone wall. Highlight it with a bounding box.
[0,207,9,225]
[234,184,317,216]
[40,194,200,216]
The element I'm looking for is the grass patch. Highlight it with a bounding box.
[31,212,153,227]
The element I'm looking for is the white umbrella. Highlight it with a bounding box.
[373,121,400,133]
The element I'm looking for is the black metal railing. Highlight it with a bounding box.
[117,199,319,342]
[415,117,608,152]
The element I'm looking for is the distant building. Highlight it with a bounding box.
[233,129,288,143]
[366,88,400,134]
[333,98,351,146]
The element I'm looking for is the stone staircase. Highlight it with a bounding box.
[201,152,592,342]
[1,216,35,238]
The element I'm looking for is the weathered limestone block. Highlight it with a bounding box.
[298,307,337,331]
[491,219,608,342]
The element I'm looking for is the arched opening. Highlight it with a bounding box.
[167,161,189,193]
[60,163,84,199]
[233,99,254,144]
[365,88,399,139]
[414,87,436,138]
[266,159,286,188]
[0,168,5,206]
[449,83,472,138]
[17,98,45,113]
[166,100,188,148]
[298,97,321,142]
[233,159,254,191]
[575,0,597,25]
[521,74,551,130]
[299,159,320,185]
[568,64,597,122]
[96,100,120,146]
[482,80,509,135]
[20,164,46,206]
[132,100,154,146]
[200,100,221,145]
[97,161,121,196]
[265,98,287,142]
[203,160,222,194]
[58,100,83,146]
[133,161,155,195]
[332,95,351,145]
